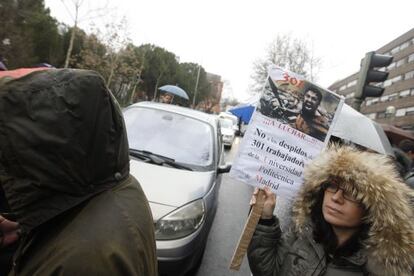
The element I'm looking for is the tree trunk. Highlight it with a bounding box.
[153,72,163,101]
[64,5,79,68]
[64,24,76,68]
[129,81,137,104]
[106,53,119,87]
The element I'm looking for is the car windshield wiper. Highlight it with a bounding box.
[129,149,193,171]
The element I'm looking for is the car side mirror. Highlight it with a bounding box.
[217,163,231,174]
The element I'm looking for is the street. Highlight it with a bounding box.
[196,137,253,276]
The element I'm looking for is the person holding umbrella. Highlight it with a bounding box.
[248,144,414,275]
[158,85,189,105]
[160,92,174,104]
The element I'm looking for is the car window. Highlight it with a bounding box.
[124,107,214,167]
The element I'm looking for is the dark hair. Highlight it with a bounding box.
[392,147,412,177]
[399,139,414,153]
[304,87,323,103]
[310,187,369,257]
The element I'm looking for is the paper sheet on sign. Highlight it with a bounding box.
[230,65,343,199]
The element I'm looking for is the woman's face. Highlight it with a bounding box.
[322,184,365,228]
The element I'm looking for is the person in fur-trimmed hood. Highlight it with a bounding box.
[248,144,414,276]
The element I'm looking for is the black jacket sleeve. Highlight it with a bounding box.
[247,216,296,276]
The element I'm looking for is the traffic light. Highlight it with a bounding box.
[355,51,393,99]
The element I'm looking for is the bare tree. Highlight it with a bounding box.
[250,34,321,94]
[72,16,142,105]
[60,0,109,68]
[308,41,321,83]
[96,17,131,87]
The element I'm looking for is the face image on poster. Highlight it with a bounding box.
[257,66,341,142]
[230,65,343,199]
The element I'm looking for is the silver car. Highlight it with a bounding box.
[218,118,236,148]
[123,102,231,276]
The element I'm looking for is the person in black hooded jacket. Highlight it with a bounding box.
[0,69,157,275]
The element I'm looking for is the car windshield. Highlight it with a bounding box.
[219,118,233,129]
[124,107,214,167]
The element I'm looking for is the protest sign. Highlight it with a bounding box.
[229,65,343,270]
[230,65,343,198]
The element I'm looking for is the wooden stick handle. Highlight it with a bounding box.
[229,189,265,271]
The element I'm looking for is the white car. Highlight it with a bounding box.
[219,118,236,148]
[123,102,231,276]
[218,112,238,127]
[219,112,241,136]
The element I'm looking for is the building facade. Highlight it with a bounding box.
[328,28,414,131]
[195,72,223,113]
[206,72,224,101]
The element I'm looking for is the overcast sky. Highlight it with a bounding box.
[45,0,414,101]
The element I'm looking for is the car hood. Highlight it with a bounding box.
[130,159,214,214]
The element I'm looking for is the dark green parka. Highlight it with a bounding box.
[0,69,157,275]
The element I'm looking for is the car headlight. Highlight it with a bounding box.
[155,199,205,240]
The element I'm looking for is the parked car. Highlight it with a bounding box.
[218,112,238,127]
[218,112,241,136]
[219,117,236,148]
[123,102,231,276]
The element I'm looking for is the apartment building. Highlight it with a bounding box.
[328,28,414,131]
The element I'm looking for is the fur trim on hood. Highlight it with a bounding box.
[292,144,414,276]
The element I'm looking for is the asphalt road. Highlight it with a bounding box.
[196,137,253,276]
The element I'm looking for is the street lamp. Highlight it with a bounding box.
[385,105,396,125]
[192,65,201,107]
[385,105,396,115]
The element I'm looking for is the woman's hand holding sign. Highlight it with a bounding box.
[230,186,277,270]
[250,187,276,219]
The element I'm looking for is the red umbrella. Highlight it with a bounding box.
[0,67,50,79]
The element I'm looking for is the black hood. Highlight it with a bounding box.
[0,69,130,232]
